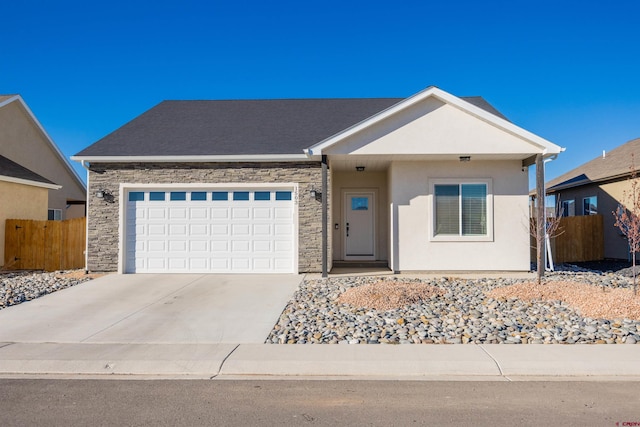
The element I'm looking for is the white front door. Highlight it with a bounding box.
[344,191,375,260]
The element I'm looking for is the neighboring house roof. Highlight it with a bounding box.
[0,95,86,192]
[0,155,62,189]
[73,88,516,160]
[546,137,640,192]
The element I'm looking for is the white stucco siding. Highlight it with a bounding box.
[325,99,544,157]
[389,160,530,271]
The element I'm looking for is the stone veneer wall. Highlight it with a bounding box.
[87,162,329,273]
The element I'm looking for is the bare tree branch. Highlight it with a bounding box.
[612,154,640,295]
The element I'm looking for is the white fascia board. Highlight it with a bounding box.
[70,154,314,163]
[0,174,62,190]
[1,96,87,191]
[305,86,564,157]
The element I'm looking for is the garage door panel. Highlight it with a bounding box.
[232,207,250,219]
[148,240,166,252]
[169,258,188,270]
[190,224,208,235]
[232,224,250,235]
[211,224,229,235]
[253,224,271,235]
[231,240,250,252]
[189,258,208,269]
[169,240,187,252]
[274,240,293,252]
[190,208,208,219]
[253,207,272,219]
[274,224,293,236]
[169,208,187,219]
[211,258,230,270]
[189,240,208,252]
[125,188,295,273]
[148,224,166,235]
[253,240,271,252]
[253,258,271,269]
[148,258,167,269]
[211,240,229,251]
[274,207,293,219]
[148,208,167,219]
[231,258,251,269]
[169,224,187,236]
[211,208,229,219]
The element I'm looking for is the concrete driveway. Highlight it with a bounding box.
[0,274,302,344]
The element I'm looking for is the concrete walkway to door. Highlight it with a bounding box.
[0,274,303,344]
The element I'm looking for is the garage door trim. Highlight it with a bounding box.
[118,183,299,274]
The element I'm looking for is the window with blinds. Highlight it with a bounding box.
[434,183,487,236]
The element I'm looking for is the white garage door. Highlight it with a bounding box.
[124,188,296,273]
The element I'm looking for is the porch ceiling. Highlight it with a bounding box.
[327,153,536,172]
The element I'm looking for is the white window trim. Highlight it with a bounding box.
[429,178,494,242]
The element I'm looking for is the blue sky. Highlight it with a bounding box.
[3,0,640,184]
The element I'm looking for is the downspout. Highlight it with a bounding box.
[321,155,328,278]
[79,160,90,273]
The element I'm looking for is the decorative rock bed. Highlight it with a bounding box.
[267,271,640,344]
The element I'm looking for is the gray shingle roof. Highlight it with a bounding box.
[0,155,57,185]
[75,96,508,157]
[546,137,640,192]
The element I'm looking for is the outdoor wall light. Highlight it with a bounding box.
[310,189,317,198]
[310,189,322,201]
[95,189,113,199]
[356,166,365,172]
[459,156,471,162]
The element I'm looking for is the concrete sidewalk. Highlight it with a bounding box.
[1,342,639,380]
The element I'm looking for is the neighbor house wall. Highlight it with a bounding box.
[0,180,48,267]
[0,100,86,219]
[331,170,388,261]
[555,179,634,260]
[86,162,327,273]
[389,160,530,271]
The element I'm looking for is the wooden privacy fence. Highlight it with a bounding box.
[4,217,86,271]
[553,215,604,263]
[531,215,604,264]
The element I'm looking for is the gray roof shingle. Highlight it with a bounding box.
[75,96,507,157]
[546,137,640,192]
[0,155,57,186]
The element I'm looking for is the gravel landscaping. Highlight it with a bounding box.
[267,267,640,345]
[0,270,97,309]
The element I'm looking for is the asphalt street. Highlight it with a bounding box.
[1,379,638,426]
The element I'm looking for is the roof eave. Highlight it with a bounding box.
[547,170,634,193]
[0,175,62,190]
[71,154,316,163]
